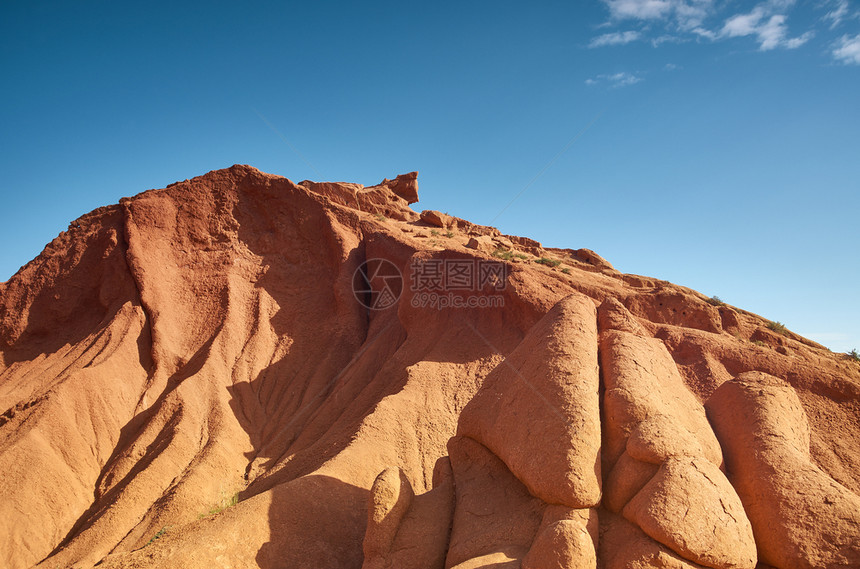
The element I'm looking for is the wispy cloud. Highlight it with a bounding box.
[589,0,713,48]
[594,0,827,51]
[651,34,687,46]
[601,0,715,29]
[823,0,850,29]
[585,72,644,88]
[721,6,812,50]
[673,0,715,29]
[604,0,674,20]
[592,0,857,65]
[589,30,642,47]
[833,33,860,64]
[784,32,815,49]
[691,26,718,39]
[722,8,767,37]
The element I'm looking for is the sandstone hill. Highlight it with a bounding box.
[1,165,858,569]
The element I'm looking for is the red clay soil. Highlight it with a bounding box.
[0,165,858,569]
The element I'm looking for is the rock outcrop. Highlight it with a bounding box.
[458,293,601,509]
[706,372,860,569]
[0,165,857,569]
[599,299,756,569]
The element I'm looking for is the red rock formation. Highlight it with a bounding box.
[0,165,857,569]
[707,372,860,569]
[458,293,601,509]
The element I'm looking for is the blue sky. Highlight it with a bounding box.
[1,0,858,352]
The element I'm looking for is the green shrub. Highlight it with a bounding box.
[444,231,454,238]
[492,248,528,262]
[766,321,787,335]
[561,268,571,274]
[199,492,239,519]
[847,348,860,362]
[535,257,562,267]
[707,296,725,307]
[146,526,169,547]
[492,248,514,261]
[751,340,767,347]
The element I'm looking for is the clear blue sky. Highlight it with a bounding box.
[1,1,858,352]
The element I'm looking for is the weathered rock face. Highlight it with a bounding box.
[599,299,756,569]
[706,372,860,569]
[458,293,601,509]
[0,165,858,569]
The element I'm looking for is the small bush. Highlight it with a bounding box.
[535,257,562,268]
[707,296,725,307]
[430,229,439,237]
[199,492,239,519]
[374,213,386,221]
[751,340,767,347]
[766,321,787,335]
[492,248,530,262]
[444,231,454,238]
[146,526,169,547]
[561,268,571,274]
[847,349,860,362]
[492,248,514,261]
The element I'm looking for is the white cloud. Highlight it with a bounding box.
[784,30,814,48]
[601,0,715,29]
[673,0,714,29]
[585,72,644,88]
[651,34,687,46]
[756,15,790,50]
[723,8,766,37]
[610,72,644,86]
[691,26,718,39]
[589,30,642,47]
[833,33,860,64]
[823,0,849,29]
[593,0,831,60]
[604,0,674,20]
[721,6,812,50]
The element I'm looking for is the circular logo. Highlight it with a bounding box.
[352,258,403,310]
